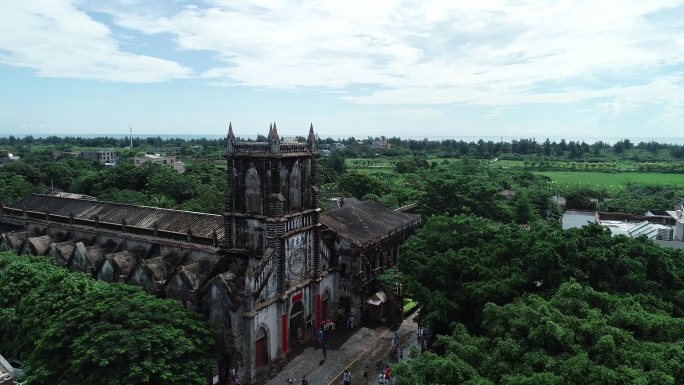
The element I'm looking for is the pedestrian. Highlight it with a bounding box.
[342,368,352,385]
[363,365,369,384]
[229,367,235,378]
[301,376,308,385]
[318,328,324,346]
[322,341,328,359]
[234,372,241,385]
[347,314,355,328]
[384,365,391,382]
[391,333,399,354]
[378,373,387,385]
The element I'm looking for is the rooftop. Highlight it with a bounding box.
[4,194,223,241]
[320,199,420,247]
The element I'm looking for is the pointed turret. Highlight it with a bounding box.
[307,123,315,151]
[268,123,273,140]
[272,122,279,141]
[227,122,236,153]
[269,122,280,153]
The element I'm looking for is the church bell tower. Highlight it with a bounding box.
[223,123,321,293]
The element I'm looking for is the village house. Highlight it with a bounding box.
[134,154,185,173]
[0,123,420,384]
[52,149,118,164]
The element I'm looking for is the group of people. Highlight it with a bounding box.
[322,317,336,330]
[228,367,240,385]
[287,376,308,385]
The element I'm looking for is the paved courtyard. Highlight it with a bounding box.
[253,313,419,385]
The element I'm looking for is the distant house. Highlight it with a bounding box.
[52,149,117,164]
[561,209,684,248]
[561,210,599,230]
[134,154,185,173]
[0,155,19,166]
[371,140,391,150]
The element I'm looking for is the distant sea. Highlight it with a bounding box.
[2,133,684,146]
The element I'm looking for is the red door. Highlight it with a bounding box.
[255,329,268,368]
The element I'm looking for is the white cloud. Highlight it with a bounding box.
[6,0,684,109]
[0,0,192,82]
[109,0,684,106]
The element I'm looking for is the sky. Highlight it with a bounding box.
[2,0,684,141]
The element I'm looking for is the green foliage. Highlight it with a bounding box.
[323,151,346,176]
[0,252,218,384]
[0,172,42,203]
[337,172,385,198]
[418,159,510,220]
[397,215,684,384]
[403,298,419,315]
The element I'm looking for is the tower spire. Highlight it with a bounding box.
[307,123,315,151]
[269,122,280,153]
[272,122,279,140]
[227,122,236,153]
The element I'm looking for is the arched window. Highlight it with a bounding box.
[245,165,262,214]
[289,162,302,211]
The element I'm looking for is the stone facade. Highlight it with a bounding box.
[0,123,421,384]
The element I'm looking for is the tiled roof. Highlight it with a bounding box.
[320,200,421,247]
[5,194,223,240]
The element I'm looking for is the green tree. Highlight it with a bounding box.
[337,172,385,198]
[0,252,219,385]
[514,193,535,224]
[27,284,218,384]
[324,151,346,176]
[0,173,42,204]
[418,161,510,220]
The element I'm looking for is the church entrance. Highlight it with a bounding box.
[321,291,330,320]
[255,327,268,368]
[289,300,305,348]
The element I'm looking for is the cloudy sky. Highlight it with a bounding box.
[2,0,684,140]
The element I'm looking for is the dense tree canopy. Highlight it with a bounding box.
[395,215,684,384]
[0,252,218,384]
[417,159,511,220]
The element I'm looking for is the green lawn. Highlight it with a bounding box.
[535,171,684,187]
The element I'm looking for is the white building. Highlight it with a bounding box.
[134,154,185,173]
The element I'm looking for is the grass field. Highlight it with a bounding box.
[535,171,684,187]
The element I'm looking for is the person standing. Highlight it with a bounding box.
[342,368,352,385]
[322,341,328,359]
[363,365,369,385]
[234,372,241,385]
[301,376,308,385]
[384,365,391,382]
[347,314,355,328]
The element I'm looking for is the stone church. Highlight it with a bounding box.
[0,124,421,383]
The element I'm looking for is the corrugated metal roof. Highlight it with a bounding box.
[561,210,598,230]
[7,194,223,239]
[320,199,420,246]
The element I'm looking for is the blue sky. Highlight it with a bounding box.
[2,0,684,141]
